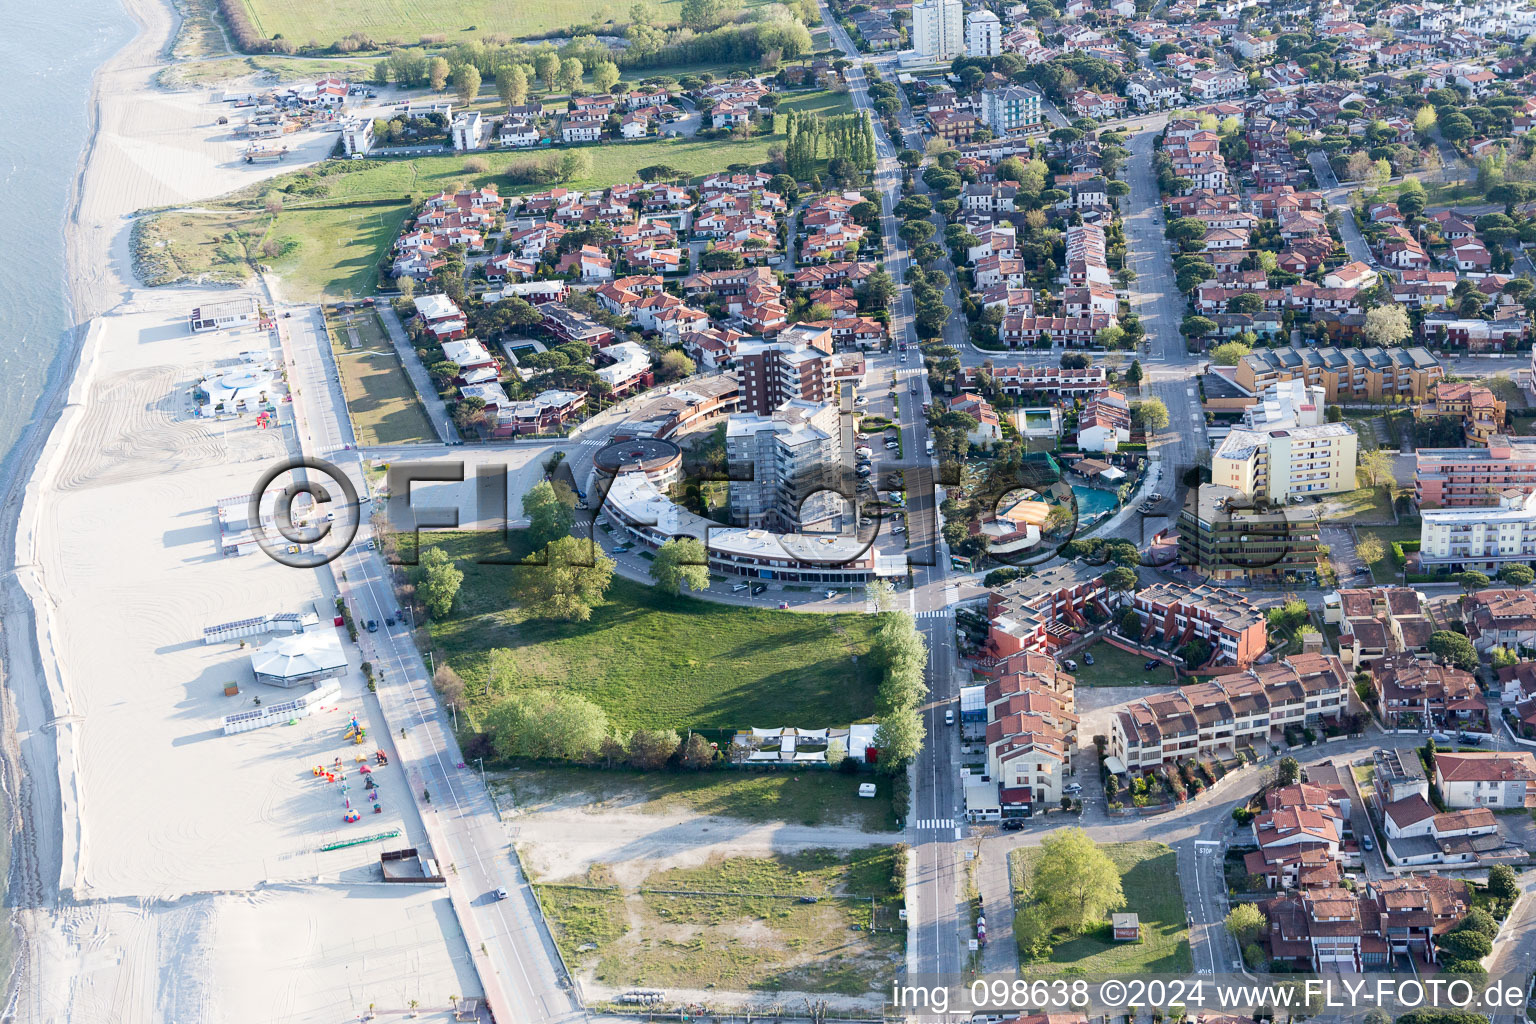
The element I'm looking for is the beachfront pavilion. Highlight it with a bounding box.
[250,630,348,688]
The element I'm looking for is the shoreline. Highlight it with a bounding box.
[0,0,174,1006]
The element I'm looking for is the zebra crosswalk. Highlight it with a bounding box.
[913,818,955,830]
[913,609,953,620]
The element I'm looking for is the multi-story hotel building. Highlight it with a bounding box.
[1235,346,1444,404]
[1415,434,1536,507]
[1178,484,1323,581]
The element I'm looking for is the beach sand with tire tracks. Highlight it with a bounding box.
[0,0,477,1018]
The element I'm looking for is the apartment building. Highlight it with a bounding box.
[1236,346,1444,404]
[1464,587,1536,653]
[734,337,832,414]
[1124,581,1270,668]
[1212,423,1358,502]
[725,400,843,531]
[911,0,964,60]
[983,663,1078,811]
[1418,381,1506,446]
[1177,485,1323,581]
[1433,751,1536,808]
[1109,653,1348,771]
[967,8,1002,56]
[1371,653,1485,731]
[961,364,1108,396]
[1325,587,1433,671]
[1421,488,1536,571]
[984,561,1116,660]
[1417,435,1536,508]
[980,84,1045,135]
[1265,877,1470,971]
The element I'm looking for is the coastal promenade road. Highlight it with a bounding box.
[276,297,579,1024]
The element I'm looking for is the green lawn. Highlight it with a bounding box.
[422,532,883,732]
[1321,485,1393,523]
[1069,639,1177,688]
[778,89,857,119]
[326,306,436,445]
[497,765,902,830]
[1357,522,1422,583]
[240,0,776,47]
[537,848,905,996]
[1009,841,1192,976]
[267,202,412,301]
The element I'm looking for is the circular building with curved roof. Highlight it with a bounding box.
[592,437,683,487]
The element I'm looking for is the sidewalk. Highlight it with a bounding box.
[376,303,462,444]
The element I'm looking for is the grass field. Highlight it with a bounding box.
[1321,485,1393,523]
[1009,841,1192,976]
[239,0,775,47]
[1068,640,1176,688]
[163,54,380,87]
[496,765,901,830]
[537,848,904,996]
[266,202,412,300]
[1357,522,1421,583]
[325,306,436,445]
[420,532,883,733]
[132,210,265,287]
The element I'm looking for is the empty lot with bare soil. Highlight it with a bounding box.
[500,769,906,1011]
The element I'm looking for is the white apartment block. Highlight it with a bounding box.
[1213,422,1358,502]
[912,0,964,61]
[967,9,1002,57]
[1421,489,1536,570]
[451,111,484,151]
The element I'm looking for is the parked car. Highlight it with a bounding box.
[1002,819,1025,831]
[1362,836,1375,852]
[366,620,378,633]
[1144,659,1161,670]
[825,590,837,600]
[1083,651,1095,666]
[750,583,767,596]
[733,583,750,592]
[944,708,955,726]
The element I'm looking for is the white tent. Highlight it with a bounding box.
[250,629,347,688]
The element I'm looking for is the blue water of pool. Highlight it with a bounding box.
[1072,485,1118,520]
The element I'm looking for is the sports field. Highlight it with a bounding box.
[240,0,773,45]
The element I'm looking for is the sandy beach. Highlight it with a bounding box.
[0,0,479,1019]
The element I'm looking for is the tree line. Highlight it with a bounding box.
[784,110,877,181]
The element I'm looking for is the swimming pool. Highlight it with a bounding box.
[1072,485,1118,522]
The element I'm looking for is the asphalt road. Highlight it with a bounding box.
[277,302,579,1024]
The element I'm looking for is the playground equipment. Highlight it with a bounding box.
[343,810,361,823]
[343,718,366,744]
[374,750,388,766]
